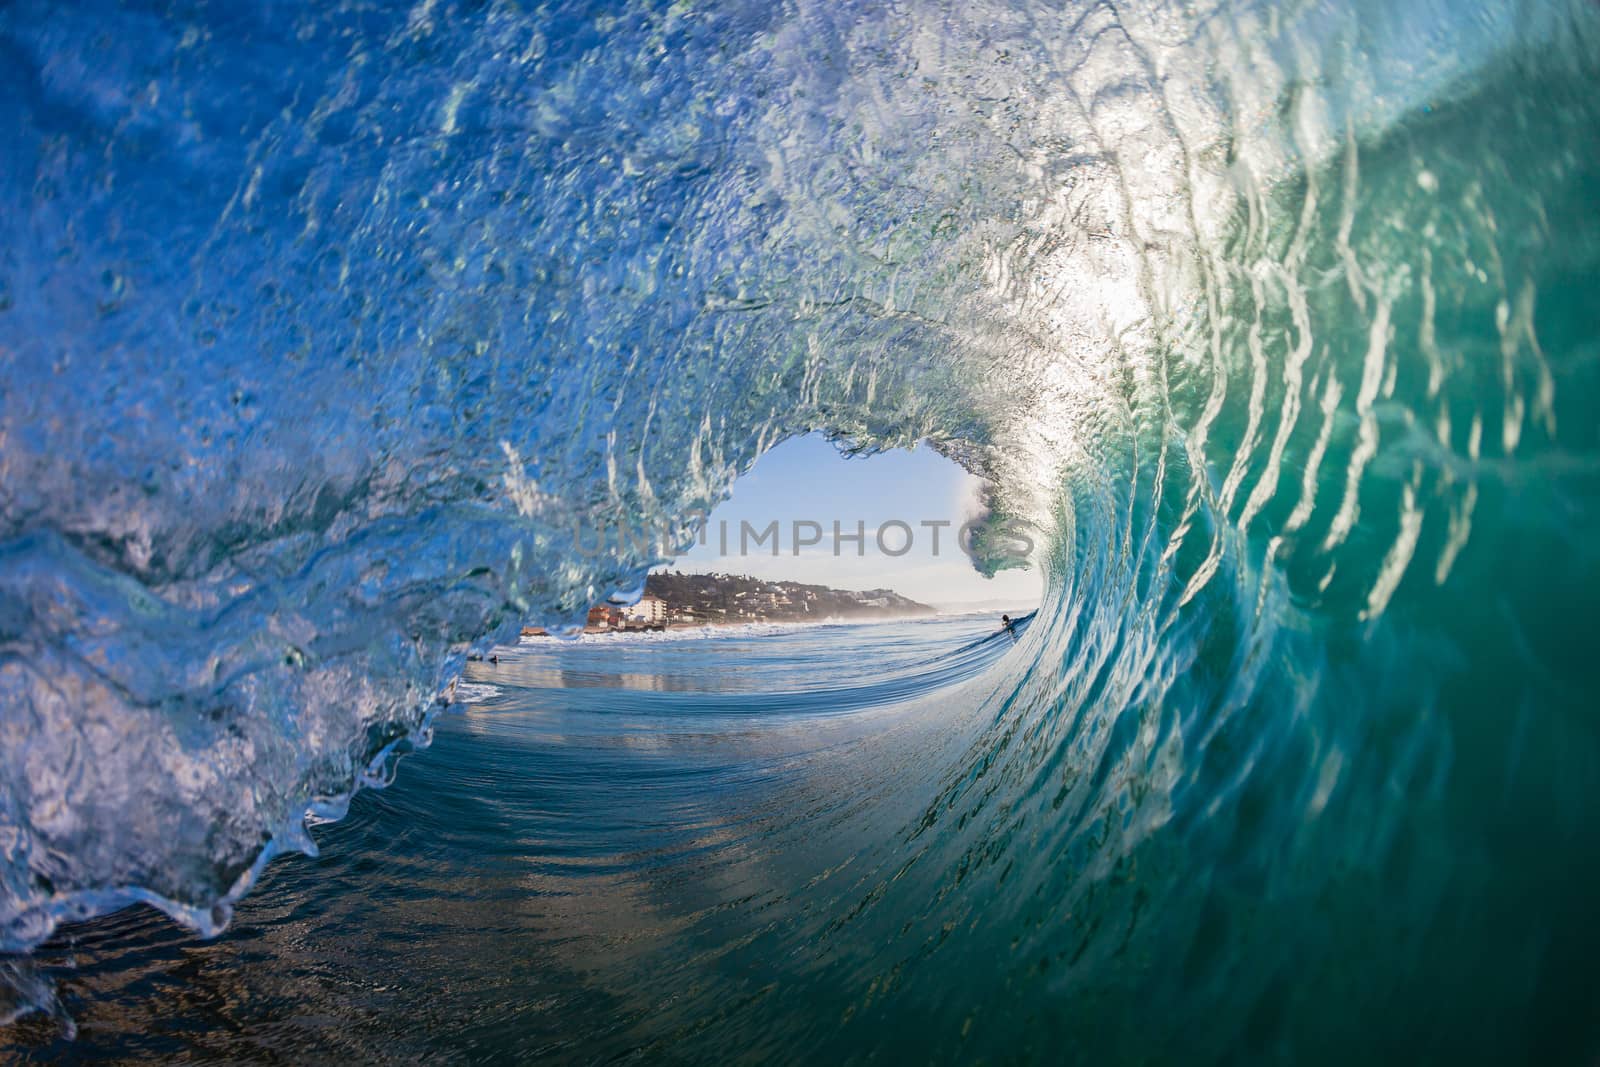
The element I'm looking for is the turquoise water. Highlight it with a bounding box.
[2,0,1599,1060]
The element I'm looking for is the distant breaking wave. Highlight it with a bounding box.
[1,0,1598,1058]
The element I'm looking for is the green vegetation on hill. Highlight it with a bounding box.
[645,571,935,624]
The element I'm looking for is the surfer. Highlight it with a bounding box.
[1001,614,1017,639]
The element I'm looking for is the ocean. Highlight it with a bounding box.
[8,617,1051,1060]
[2,0,1598,1061]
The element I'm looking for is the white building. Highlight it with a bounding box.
[625,594,668,626]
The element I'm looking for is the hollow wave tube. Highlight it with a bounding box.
[1,0,1597,1059]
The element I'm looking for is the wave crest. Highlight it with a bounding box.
[1,4,1597,1022]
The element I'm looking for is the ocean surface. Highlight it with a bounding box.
[6,616,1047,1061]
[2,0,1598,1061]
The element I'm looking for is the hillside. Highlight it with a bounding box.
[645,571,935,624]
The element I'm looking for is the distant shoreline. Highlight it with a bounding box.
[517,571,1036,637]
[520,611,960,638]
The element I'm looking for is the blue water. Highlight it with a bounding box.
[6,617,1043,1060]
[2,0,1599,1060]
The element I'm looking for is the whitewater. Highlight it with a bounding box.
[1,0,1597,1060]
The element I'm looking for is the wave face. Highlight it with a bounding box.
[1,0,1598,1057]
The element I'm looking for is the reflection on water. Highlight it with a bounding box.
[3,617,1026,1062]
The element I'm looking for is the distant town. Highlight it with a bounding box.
[525,571,936,635]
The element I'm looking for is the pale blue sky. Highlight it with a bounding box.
[664,435,1041,609]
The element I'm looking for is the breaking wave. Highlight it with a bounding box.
[1,0,1598,1057]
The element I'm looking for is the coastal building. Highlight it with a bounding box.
[625,595,667,626]
[586,605,625,630]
